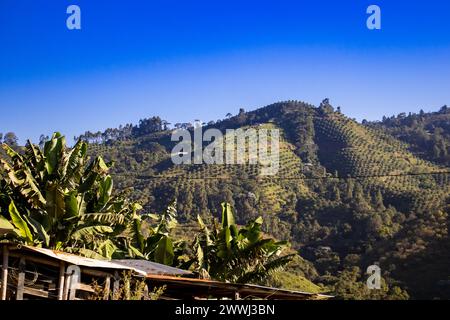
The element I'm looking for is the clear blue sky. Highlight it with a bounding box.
[1,0,449,144]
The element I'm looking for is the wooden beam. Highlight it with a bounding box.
[80,268,114,278]
[1,246,9,300]
[9,252,59,268]
[23,286,49,299]
[78,283,95,293]
[58,262,65,300]
[16,257,26,300]
[63,271,71,300]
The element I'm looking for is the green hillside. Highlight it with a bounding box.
[80,100,450,299]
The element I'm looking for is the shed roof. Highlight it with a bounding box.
[112,259,192,276]
[16,245,144,274]
[1,243,332,300]
[145,274,333,300]
[3,244,190,276]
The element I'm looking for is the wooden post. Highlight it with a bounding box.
[1,245,9,300]
[103,276,111,300]
[63,271,71,300]
[57,262,65,300]
[16,257,26,300]
[112,271,120,300]
[143,284,149,300]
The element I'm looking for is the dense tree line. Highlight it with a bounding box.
[368,105,450,166]
[0,132,18,146]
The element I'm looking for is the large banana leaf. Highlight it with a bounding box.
[61,140,87,187]
[8,201,33,244]
[46,184,66,221]
[44,132,65,175]
[64,191,87,218]
[80,212,125,225]
[64,191,79,218]
[0,157,46,208]
[70,225,114,241]
[197,215,212,245]
[0,215,17,236]
[26,140,45,177]
[221,202,235,228]
[98,239,119,259]
[130,217,145,252]
[127,243,146,259]
[154,235,174,265]
[97,175,113,210]
[23,215,50,246]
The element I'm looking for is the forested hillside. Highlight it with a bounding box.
[5,101,447,299]
[368,106,450,166]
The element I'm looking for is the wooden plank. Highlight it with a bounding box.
[23,286,50,299]
[16,257,26,300]
[78,283,95,293]
[1,246,9,300]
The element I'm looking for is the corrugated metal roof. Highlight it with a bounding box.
[112,259,192,276]
[18,245,193,277]
[145,274,333,300]
[18,246,146,275]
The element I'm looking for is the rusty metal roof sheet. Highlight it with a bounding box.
[145,274,333,300]
[112,259,192,276]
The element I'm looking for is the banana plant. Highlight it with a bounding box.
[0,133,180,265]
[188,202,294,283]
[122,201,181,266]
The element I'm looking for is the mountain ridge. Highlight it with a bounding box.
[62,100,450,298]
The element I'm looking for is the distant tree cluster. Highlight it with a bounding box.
[368,105,450,165]
[74,117,169,144]
[0,132,19,146]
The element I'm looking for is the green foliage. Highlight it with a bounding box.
[3,101,450,299]
[369,106,450,166]
[320,266,409,300]
[91,271,166,300]
[0,133,179,265]
[260,255,324,293]
[187,202,294,283]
